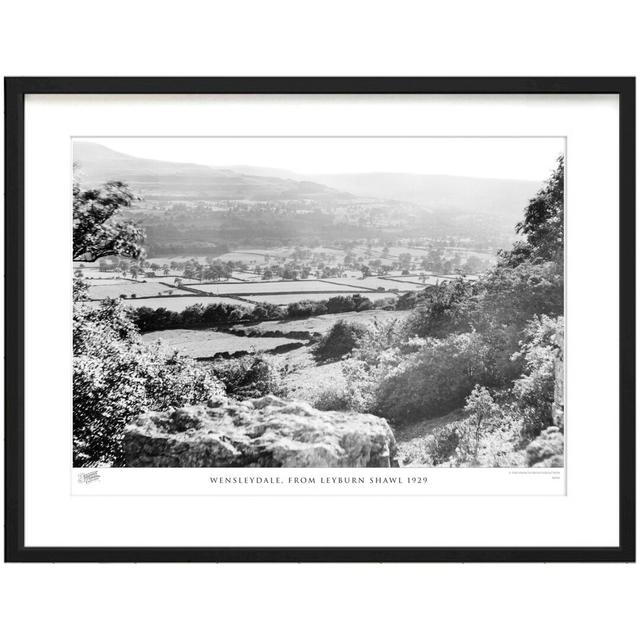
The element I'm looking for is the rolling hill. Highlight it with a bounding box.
[73,142,349,201]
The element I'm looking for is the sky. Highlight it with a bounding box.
[80,137,565,181]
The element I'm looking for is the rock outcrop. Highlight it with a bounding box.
[552,322,564,430]
[124,395,399,467]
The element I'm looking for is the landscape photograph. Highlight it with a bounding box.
[72,136,565,469]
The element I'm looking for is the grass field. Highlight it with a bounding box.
[77,270,132,280]
[142,276,202,285]
[189,280,369,295]
[87,295,255,311]
[142,328,303,358]
[381,275,442,286]
[234,308,412,335]
[322,277,424,291]
[87,282,175,299]
[80,277,128,285]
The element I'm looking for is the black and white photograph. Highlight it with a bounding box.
[72,136,565,470]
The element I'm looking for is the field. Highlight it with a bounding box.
[234,308,412,336]
[87,295,255,311]
[189,280,370,295]
[380,275,443,286]
[87,281,176,299]
[80,277,128,286]
[323,276,424,291]
[78,271,133,281]
[142,276,203,285]
[142,328,303,358]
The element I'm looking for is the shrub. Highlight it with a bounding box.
[312,384,350,411]
[374,332,493,424]
[315,320,369,362]
[403,278,478,338]
[525,427,564,467]
[325,295,357,314]
[512,315,563,436]
[462,385,500,459]
[73,300,223,467]
[210,352,285,399]
[424,423,461,465]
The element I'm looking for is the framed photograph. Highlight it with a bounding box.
[4,77,635,562]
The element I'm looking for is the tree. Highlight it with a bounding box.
[398,252,412,271]
[73,181,145,262]
[502,155,564,267]
[463,385,499,459]
[404,278,478,339]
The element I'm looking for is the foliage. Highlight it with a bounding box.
[461,385,500,460]
[403,278,478,338]
[512,315,563,436]
[525,427,564,467]
[130,293,402,333]
[374,331,495,423]
[315,320,369,362]
[73,181,145,262]
[477,260,563,330]
[73,300,223,466]
[209,353,286,400]
[424,423,461,466]
[516,155,564,264]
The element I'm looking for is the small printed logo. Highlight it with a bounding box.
[78,470,101,484]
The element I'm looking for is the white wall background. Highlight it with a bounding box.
[1,1,638,638]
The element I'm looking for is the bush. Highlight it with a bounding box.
[374,332,493,424]
[512,315,563,436]
[209,352,285,399]
[403,278,478,338]
[424,423,461,465]
[525,427,564,467]
[73,300,223,467]
[315,320,369,362]
[312,384,350,411]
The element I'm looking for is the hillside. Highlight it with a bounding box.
[73,142,349,201]
[310,172,541,231]
[73,141,539,249]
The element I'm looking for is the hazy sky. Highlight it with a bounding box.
[80,137,565,181]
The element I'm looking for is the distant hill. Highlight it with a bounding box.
[309,172,541,228]
[73,142,541,244]
[73,142,348,201]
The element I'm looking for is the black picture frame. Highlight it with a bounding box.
[4,77,636,563]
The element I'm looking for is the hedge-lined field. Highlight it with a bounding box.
[87,281,175,299]
[190,279,370,295]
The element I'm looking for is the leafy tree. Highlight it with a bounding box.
[73,181,145,262]
[404,278,478,338]
[501,155,564,267]
[463,385,499,459]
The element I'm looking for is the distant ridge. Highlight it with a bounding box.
[309,172,541,220]
[73,142,349,201]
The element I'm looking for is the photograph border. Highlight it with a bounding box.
[4,77,635,562]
